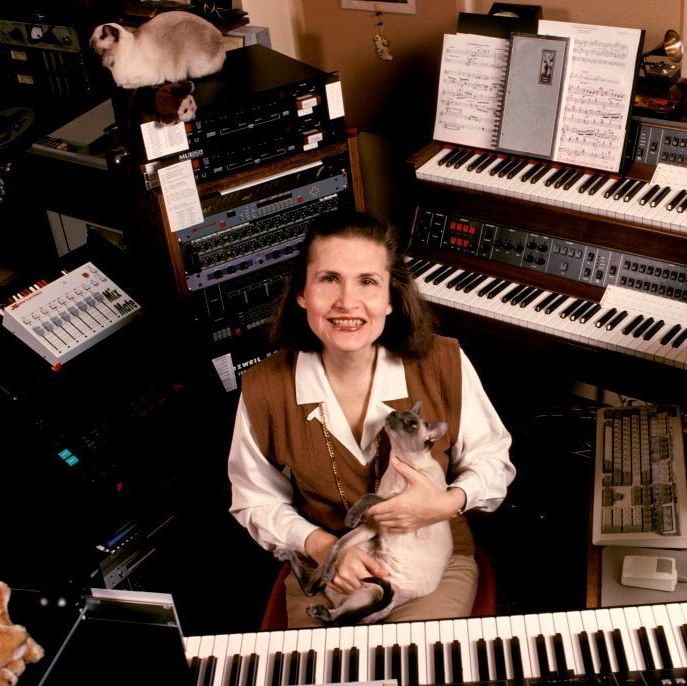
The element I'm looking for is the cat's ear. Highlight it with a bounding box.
[410,400,422,415]
[426,421,448,443]
[102,24,120,42]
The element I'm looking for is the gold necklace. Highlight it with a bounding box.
[318,402,380,510]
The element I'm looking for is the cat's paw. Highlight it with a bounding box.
[321,553,338,585]
[306,604,332,624]
[273,547,295,563]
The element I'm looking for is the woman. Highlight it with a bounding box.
[228,211,514,627]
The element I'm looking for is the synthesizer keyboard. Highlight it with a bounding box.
[1,262,141,368]
[416,147,687,236]
[592,405,687,548]
[409,258,687,370]
[184,603,687,686]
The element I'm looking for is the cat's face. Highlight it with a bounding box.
[384,401,447,458]
[90,23,130,65]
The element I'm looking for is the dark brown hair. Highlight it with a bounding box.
[269,211,435,357]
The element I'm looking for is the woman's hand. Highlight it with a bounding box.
[366,456,466,532]
[327,546,389,594]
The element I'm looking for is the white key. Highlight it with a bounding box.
[481,616,499,680]
[383,624,398,680]
[424,621,441,684]
[282,631,299,686]
[255,633,271,686]
[296,629,312,685]
[496,616,515,679]
[565,612,591,675]
[353,625,369,681]
[594,608,619,673]
[186,634,201,664]
[338,626,354,683]
[509,615,533,677]
[666,603,687,667]
[608,607,639,671]
[538,613,560,675]
[411,621,428,685]
[211,634,230,686]
[323,627,340,684]
[553,611,582,675]
[439,619,455,684]
[524,614,542,677]
[638,604,664,668]
[452,618,471,682]
[397,623,412,686]
[623,606,647,670]
[652,604,682,668]
[580,610,602,673]
[240,633,257,686]
[368,624,384,679]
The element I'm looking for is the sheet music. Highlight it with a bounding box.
[540,20,642,172]
[433,33,509,149]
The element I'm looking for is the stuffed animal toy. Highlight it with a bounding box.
[131,80,198,125]
[0,582,43,686]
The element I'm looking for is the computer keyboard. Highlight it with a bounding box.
[592,404,687,548]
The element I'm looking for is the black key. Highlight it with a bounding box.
[621,314,644,335]
[578,631,596,675]
[478,278,503,297]
[594,630,612,674]
[545,167,567,187]
[545,294,569,314]
[606,310,628,330]
[190,656,202,684]
[407,644,419,686]
[521,163,543,182]
[373,645,384,679]
[409,258,430,275]
[446,270,469,289]
[330,648,342,683]
[624,180,647,201]
[680,625,687,657]
[413,261,435,278]
[588,175,610,195]
[673,327,687,348]
[288,650,300,686]
[560,298,585,319]
[502,283,528,303]
[424,264,447,282]
[535,634,550,676]
[476,638,489,680]
[456,272,483,292]
[202,656,218,686]
[490,157,511,176]
[407,255,426,270]
[452,271,477,291]
[231,654,244,686]
[391,644,402,682]
[510,636,524,680]
[498,159,519,178]
[475,154,497,173]
[555,168,575,189]
[611,628,629,674]
[438,148,458,166]
[530,164,551,183]
[568,300,594,321]
[564,170,584,190]
[487,280,510,299]
[633,316,654,338]
[305,650,316,684]
[450,640,463,684]
[434,266,459,285]
[494,637,507,680]
[678,196,687,213]
[520,288,544,308]
[506,160,527,179]
[639,183,660,205]
[535,292,558,312]
[434,641,446,685]
[613,178,635,200]
[246,653,259,686]
[604,177,625,198]
[651,185,671,207]
[579,174,600,193]
[654,625,673,668]
[452,151,474,169]
[553,633,569,678]
[637,627,655,670]
[463,273,489,293]
[661,323,682,344]
[579,303,602,323]
[511,286,536,306]
[666,188,687,211]
[467,153,490,172]
[596,307,617,328]
[643,319,664,341]
[349,647,359,682]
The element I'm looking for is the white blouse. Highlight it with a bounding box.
[228,346,515,553]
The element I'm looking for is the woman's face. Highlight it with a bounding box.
[297,235,392,357]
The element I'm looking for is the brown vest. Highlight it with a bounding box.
[241,334,474,556]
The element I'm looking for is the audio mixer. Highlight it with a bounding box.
[2,263,141,368]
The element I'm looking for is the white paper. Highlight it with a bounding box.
[433,33,509,149]
[157,161,203,233]
[541,20,642,172]
[651,162,687,188]
[212,353,237,392]
[325,81,345,119]
[140,120,189,161]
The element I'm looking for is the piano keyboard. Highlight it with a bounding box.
[409,257,687,370]
[184,603,687,686]
[416,147,687,237]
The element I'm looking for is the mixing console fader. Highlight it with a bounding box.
[2,263,141,368]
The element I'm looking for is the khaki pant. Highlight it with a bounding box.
[285,554,479,628]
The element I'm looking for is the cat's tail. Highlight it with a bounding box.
[335,576,394,625]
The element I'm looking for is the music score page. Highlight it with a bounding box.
[540,20,642,172]
[433,33,509,149]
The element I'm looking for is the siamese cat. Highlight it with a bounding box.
[90,11,228,89]
[277,401,453,625]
